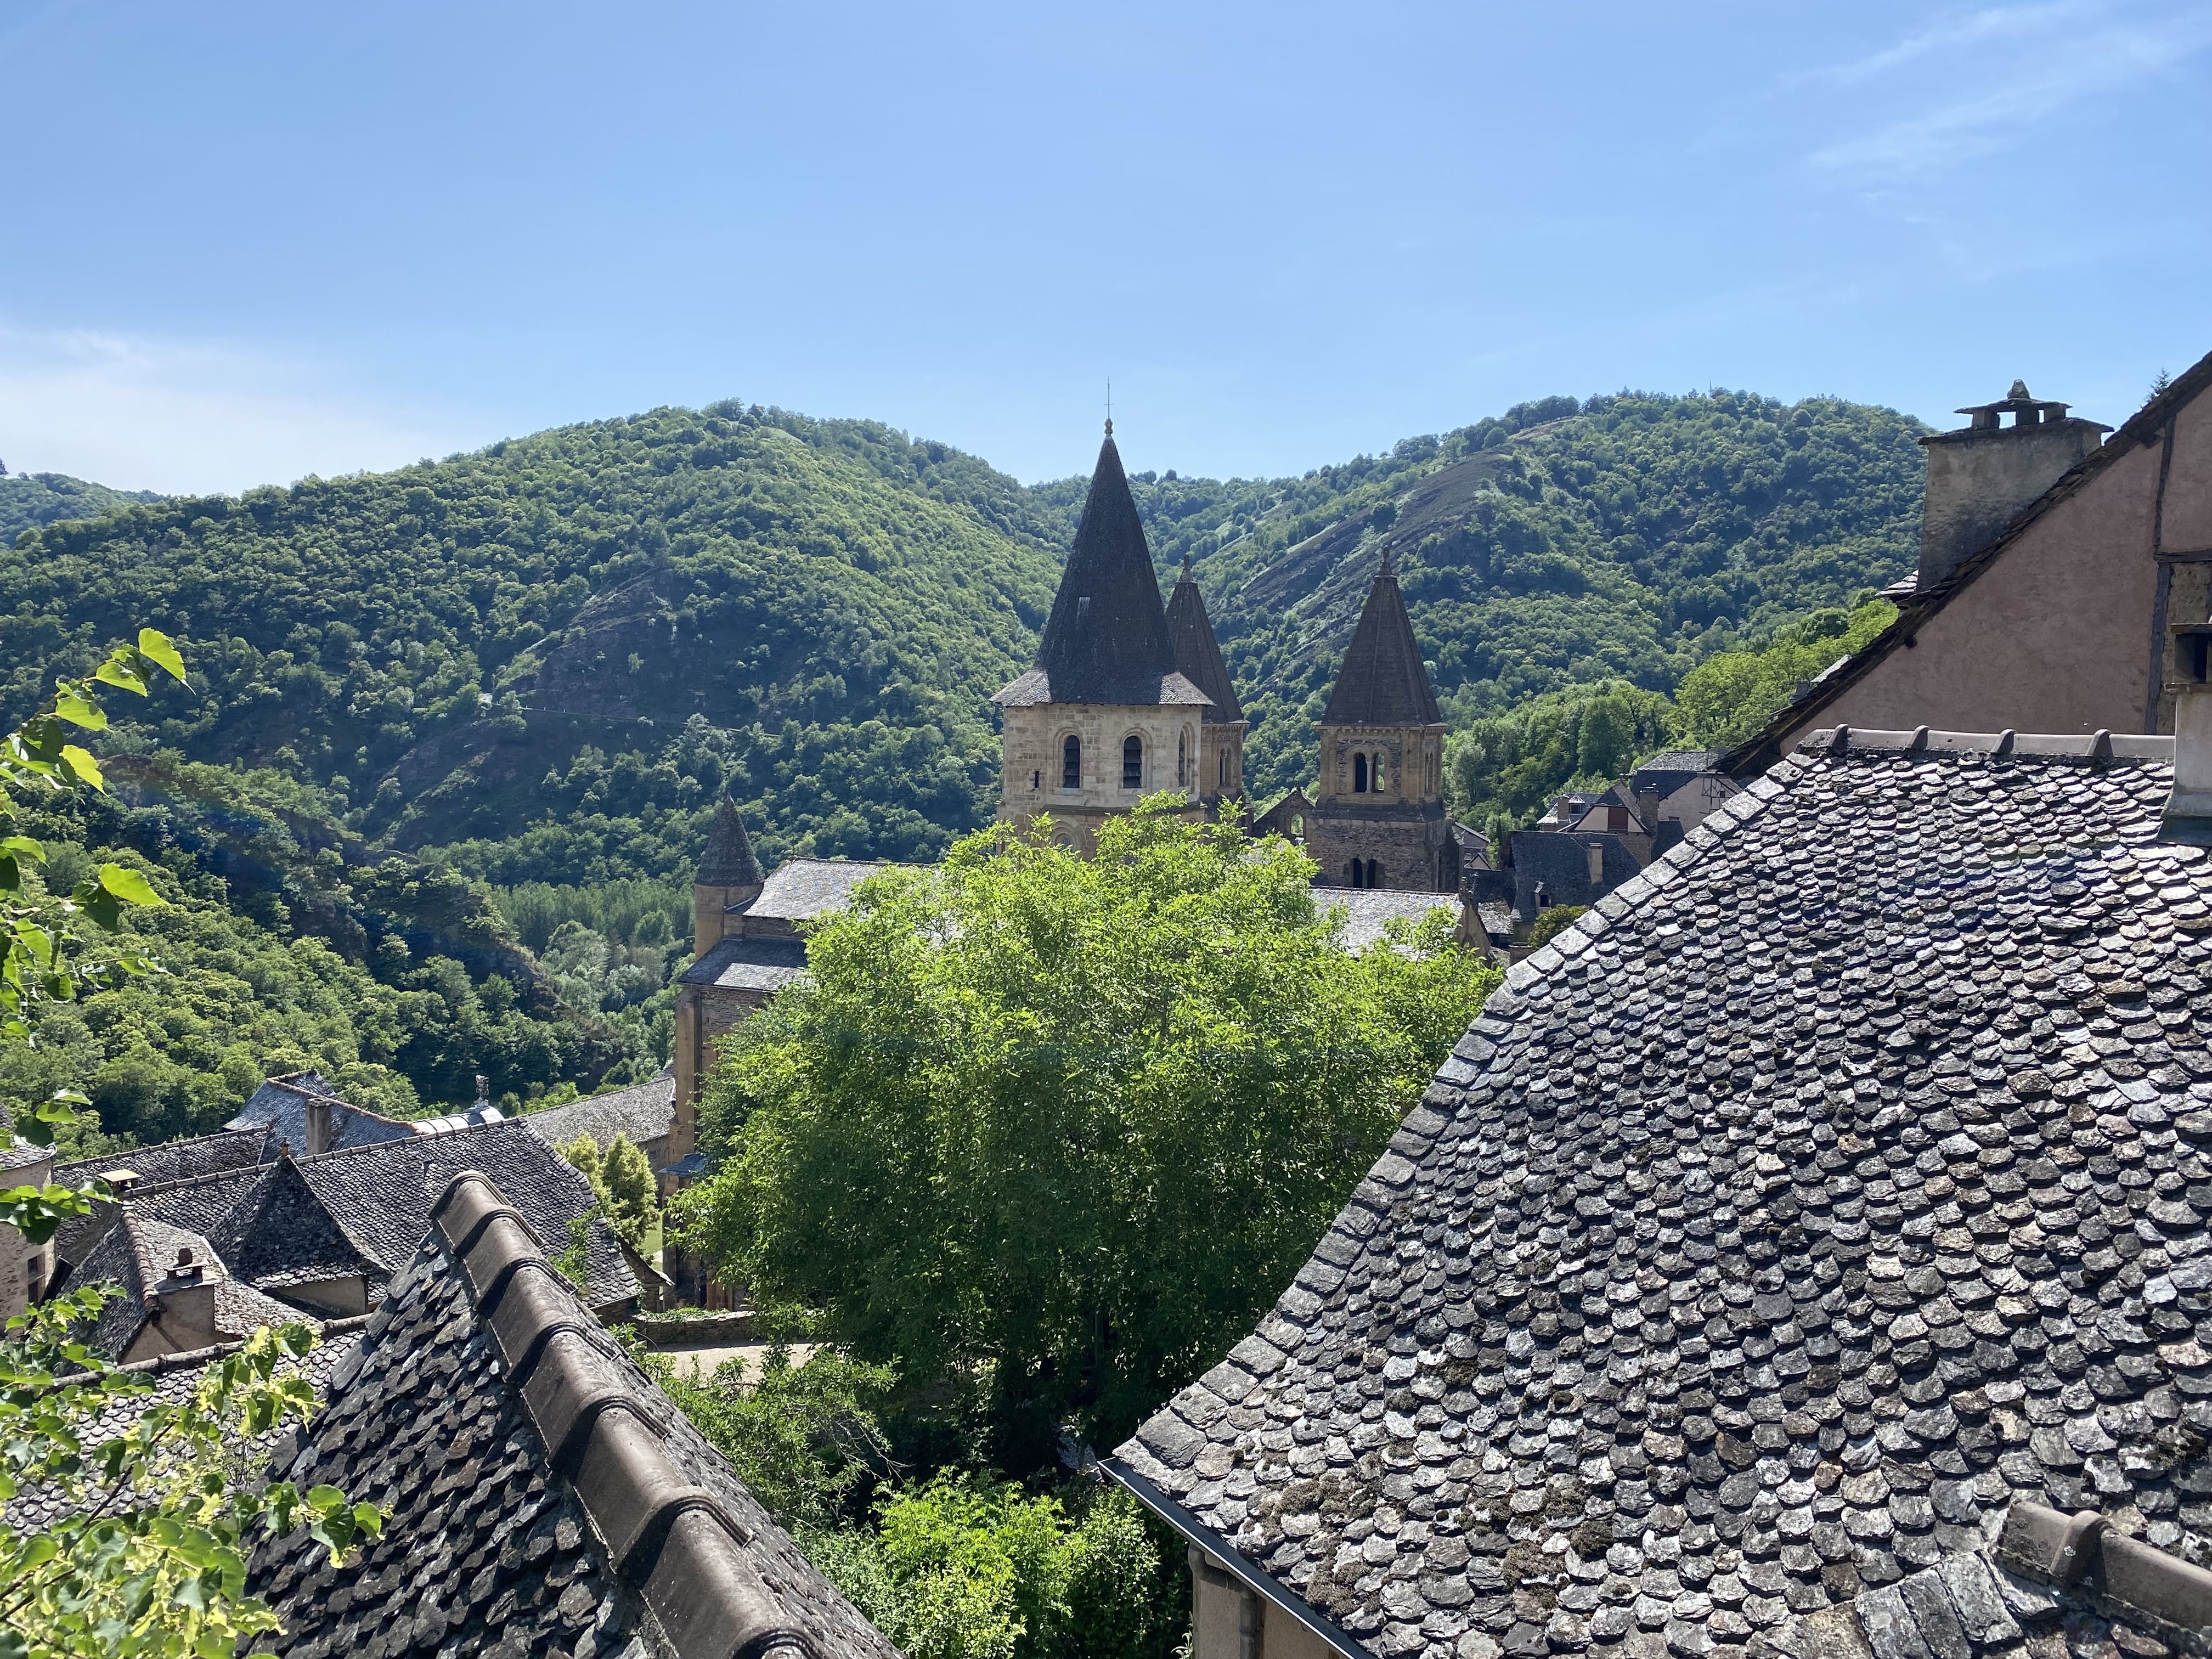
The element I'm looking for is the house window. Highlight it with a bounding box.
[1122,735,1143,789]
[1031,769,1040,792]
[1353,754,1369,793]
[1062,735,1081,789]
[1177,730,1188,787]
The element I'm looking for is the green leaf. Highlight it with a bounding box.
[98,864,166,907]
[52,689,108,731]
[138,628,189,684]
[2,836,47,862]
[59,744,104,790]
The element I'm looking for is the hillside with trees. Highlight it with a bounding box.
[0,390,1925,1135]
[0,467,165,544]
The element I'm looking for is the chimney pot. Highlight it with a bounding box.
[1917,380,2109,590]
[304,1093,334,1158]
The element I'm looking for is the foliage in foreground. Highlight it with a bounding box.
[0,629,377,1656]
[0,1298,376,1659]
[678,801,1499,1454]
[653,1346,1180,1659]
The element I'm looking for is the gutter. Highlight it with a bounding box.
[1098,1455,1374,1659]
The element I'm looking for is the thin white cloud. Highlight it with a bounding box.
[1799,2,2094,86]
[1808,4,2212,176]
[0,323,481,496]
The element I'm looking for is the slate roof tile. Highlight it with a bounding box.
[242,1171,898,1657]
[1113,731,2212,1658]
[524,1066,678,1155]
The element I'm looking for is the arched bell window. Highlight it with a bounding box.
[1372,753,1387,792]
[1218,749,1228,788]
[1062,735,1081,789]
[1122,735,1143,789]
[1353,754,1369,793]
[1348,859,1364,888]
[1365,859,1381,888]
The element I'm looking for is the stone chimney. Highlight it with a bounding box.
[151,1248,216,1351]
[1917,380,2108,591]
[2163,624,2212,844]
[303,1094,335,1158]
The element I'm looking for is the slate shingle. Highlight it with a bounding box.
[1114,731,2212,1658]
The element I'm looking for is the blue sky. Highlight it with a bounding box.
[2,0,2206,494]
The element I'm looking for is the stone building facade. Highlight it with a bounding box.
[1294,552,1459,893]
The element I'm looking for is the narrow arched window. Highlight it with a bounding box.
[1218,749,1228,788]
[1122,735,1143,789]
[1353,753,1369,793]
[1372,753,1387,792]
[1365,859,1381,888]
[1177,729,1188,787]
[1062,735,1081,788]
[1348,860,1364,888]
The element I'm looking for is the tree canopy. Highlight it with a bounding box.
[677,801,1498,1453]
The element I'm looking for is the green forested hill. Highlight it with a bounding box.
[1,390,1925,1136]
[0,469,165,544]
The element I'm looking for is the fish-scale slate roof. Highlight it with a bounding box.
[1322,555,1442,729]
[64,1121,638,1318]
[1323,889,1463,954]
[526,1065,678,1154]
[56,1126,263,1189]
[1113,727,2212,1659]
[998,431,1212,710]
[1170,556,1245,725]
[679,933,812,996]
[697,797,764,888]
[244,1171,900,1658]
[69,1214,321,1359]
[227,1071,417,1160]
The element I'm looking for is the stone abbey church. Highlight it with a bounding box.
[670,427,1469,1148]
[995,424,1462,891]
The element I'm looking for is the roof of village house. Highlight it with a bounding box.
[1322,888,1462,953]
[1169,554,1246,724]
[1111,726,2212,1659]
[71,1212,318,1360]
[226,1071,417,1160]
[1505,828,1646,914]
[0,1323,366,1533]
[997,430,1212,709]
[1722,346,2212,778]
[2,1135,49,1173]
[57,1126,264,1189]
[1322,552,1443,729]
[60,1120,639,1316]
[524,1064,678,1154]
[697,796,764,888]
[241,1171,900,1658]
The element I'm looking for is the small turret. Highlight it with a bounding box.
[692,798,764,957]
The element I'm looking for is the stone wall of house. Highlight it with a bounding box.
[672,981,769,1154]
[0,1150,52,1321]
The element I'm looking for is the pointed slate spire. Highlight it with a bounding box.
[1028,431,1186,705]
[1322,551,1442,726]
[697,797,762,888]
[1166,553,1243,724]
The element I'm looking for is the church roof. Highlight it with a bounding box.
[1167,555,1245,724]
[1000,431,1206,708]
[1111,726,2212,1659]
[1321,552,1442,727]
[696,797,764,888]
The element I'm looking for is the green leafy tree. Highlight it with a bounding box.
[678,800,1498,1451]
[1671,596,1897,748]
[0,631,379,1656]
[556,1132,658,1255]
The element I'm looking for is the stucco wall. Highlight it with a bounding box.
[2165,392,2212,553]
[1817,437,2165,737]
[1189,1569,1339,1659]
